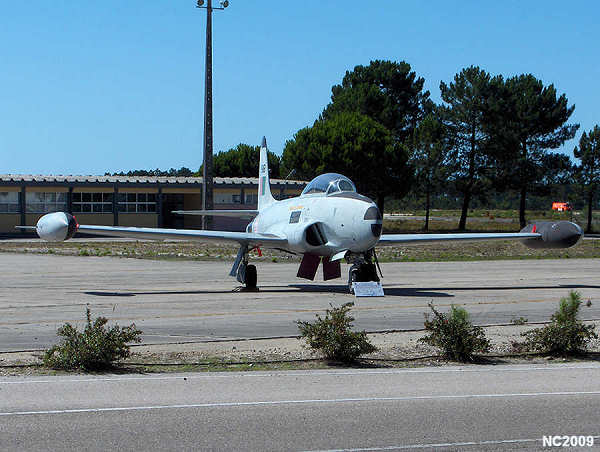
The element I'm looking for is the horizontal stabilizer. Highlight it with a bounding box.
[172,210,258,219]
[15,226,37,230]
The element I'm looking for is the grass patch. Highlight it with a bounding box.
[2,237,599,263]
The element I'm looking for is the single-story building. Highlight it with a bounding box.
[0,174,306,234]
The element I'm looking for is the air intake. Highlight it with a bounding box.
[305,223,327,247]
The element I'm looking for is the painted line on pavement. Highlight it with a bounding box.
[302,436,600,451]
[1,391,599,417]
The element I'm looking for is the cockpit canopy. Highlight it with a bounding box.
[301,173,357,197]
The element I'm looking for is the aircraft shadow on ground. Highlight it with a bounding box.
[83,283,600,298]
[402,284,600,292]
[283,285,454,297]
[84,290,236,297]
[83,286,453,298]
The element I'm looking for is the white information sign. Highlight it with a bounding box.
[352,282,385,297]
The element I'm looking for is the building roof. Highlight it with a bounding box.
[0,174,306,186]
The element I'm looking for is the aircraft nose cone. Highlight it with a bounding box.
[565,222,584,246]
[520,220,584,249]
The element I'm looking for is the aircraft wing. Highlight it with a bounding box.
[377,232,541,246]
[76,224,287,247]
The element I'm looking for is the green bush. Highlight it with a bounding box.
[419,303,491,362]
[297,302,377,363]
[43,306,142,371]
[522,291,597,355]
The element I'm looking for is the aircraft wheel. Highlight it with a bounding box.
[244,264,257,289]
[365,263,379,282]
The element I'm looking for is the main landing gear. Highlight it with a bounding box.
[231,245,259,291]
[238,262,258,290]
[347,249,381,294]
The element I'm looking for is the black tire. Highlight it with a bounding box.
[244,264,257,289]
[365,263,379,282]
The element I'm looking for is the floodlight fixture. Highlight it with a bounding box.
[196,0,229,10]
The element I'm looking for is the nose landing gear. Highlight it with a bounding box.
[346,249,381,294]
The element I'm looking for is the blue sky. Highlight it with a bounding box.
[1,1,598,175]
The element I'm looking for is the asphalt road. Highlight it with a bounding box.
[1,254,600,352]
[1,363,599,451]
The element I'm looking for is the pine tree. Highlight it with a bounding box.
[412,111,452,230]
[487,74,579,228]
[439,66,494,230]
[574,126,600,232]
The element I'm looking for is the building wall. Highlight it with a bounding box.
[183,193,202,229]
[119,213,157,228]
[0,215,20,233]
[74,214,113,226]
[25,213,45,226]
[0,186,21,232]
[162,187,201,194]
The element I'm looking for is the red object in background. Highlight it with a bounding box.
[256,247,262,257]
[552,202,572,212]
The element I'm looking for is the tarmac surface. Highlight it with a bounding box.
[1,253,600,352]
[1,364,599,451]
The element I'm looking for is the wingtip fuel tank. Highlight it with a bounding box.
[520,221,583,249]
[36,212,78,242]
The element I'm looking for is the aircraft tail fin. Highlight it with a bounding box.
[258,136,276,210]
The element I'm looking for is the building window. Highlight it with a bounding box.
[25,192,67,213]
[72,192,113,213]
[0,192,19,213]
[117,193,156,213]
[215,193,242,204]
[245,194,258,205]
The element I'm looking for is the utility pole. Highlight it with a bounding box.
[196,0,228,229]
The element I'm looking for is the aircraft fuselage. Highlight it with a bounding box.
[249,192,382,257]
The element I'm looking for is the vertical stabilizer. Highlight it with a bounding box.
[258,136,276,210]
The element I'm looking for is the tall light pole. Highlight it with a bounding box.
[196,0,228,229]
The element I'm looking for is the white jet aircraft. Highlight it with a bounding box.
[25,137,584,293]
